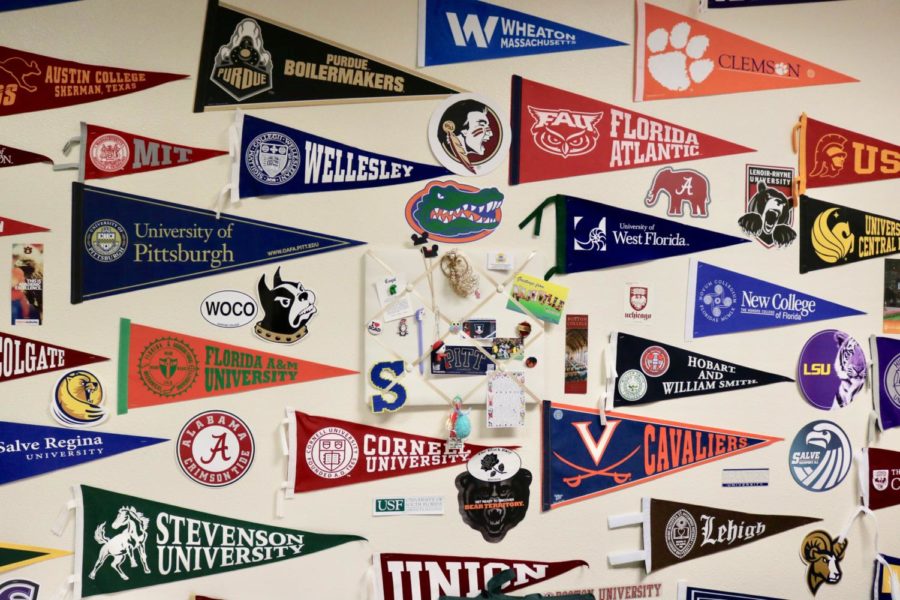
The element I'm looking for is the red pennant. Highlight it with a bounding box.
[509,76,753,185]
[862,447,900,511]
[0,331,106,383]
[0,215,48,236]
[0,143,52,168]
[0,45,186,117]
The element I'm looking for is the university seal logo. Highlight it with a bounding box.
[89,133,130,173]
[617,369,647,401]
[305,426,359,479]
[137,336,199,398]
[527,107,603,158]
[698,279,736,323]
[84,219,128,263]
[245,131,301,185]
[665,508,697,559]
[640,346,669,377]
[210,18,273,101]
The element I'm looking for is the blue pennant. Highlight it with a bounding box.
[0,0,80,11]
[680,583,785,600]
[708,0,839,7]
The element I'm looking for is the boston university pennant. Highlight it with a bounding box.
[0,144,52,168]
[194,0,460,111]
[541,401,780,511]
[519,195,748,279]
[0,331,106,384]
[509,76,752,185]
[118,319,355,414]
[0,542,70,574]
[0,215,48,237]
[634,1,855,102]
[859,447,900,511]
[677,583,784,600]
[871,335,900,431]
[71,183,363,303]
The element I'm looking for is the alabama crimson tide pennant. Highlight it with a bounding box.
[509,76,752,185]
[634,1,856,102]
[0,144,52,168]
[860,447,900,511]
[0,331,106,384]
[0,46,186,117]
[0,216,48,237]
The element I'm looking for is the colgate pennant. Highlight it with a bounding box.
[509,76,752,185]
[860,447,900,511]
[0,215,48,237]
[0,46,186,117]
[0,144,52,168]
[0,331,106,384]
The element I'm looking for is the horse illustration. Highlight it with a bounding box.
[89,505,151,581]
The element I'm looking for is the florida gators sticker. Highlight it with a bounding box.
[405,181,503,243]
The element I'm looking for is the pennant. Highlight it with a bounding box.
[0,331,106,384]
[0,0,80,10]
[374,552,587,600]
[678,582,784,600]
[541,401,781,511]
[871,335,900,431]
[686,259,864,339]
[608,498,820,573]
[417,0,625,66]
[634,1,855,102]
[64,485,363,598]
[0,46,185,117]
[520,195,748,279]
[117,319,355,414]
[707,0,840,6]
[194,0,461,112]
[885,260,900,335]
[233,113,451,200]
[0,216,48,237]
[874,553,900,600]
[0,421,166,485]
[70,183,364,303]
[607,331,792,408]
[509,76,752,185]
[860,447,900,511]
[436,569,593,600]
[0,542,70,574]
[0,144,52,168]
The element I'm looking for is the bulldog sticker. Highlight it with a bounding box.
[254,268,317,344]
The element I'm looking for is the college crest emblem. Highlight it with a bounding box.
[664,509,696,559]
[305,427,359,479]
[210,18,273,101]
[629,286,648,311]
[244,131,300,185]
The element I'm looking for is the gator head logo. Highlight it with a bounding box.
[210,18,273,102]
[405,181,503,243]
[528,106,603,158]
[811,207,854,264]
[809,133,848,179]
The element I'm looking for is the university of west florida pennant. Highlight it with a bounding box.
[70,183,363,303]
[607,331,792,408]
[0,331,106,384]
[509,76,752,185]
[686,259,864,339]
[860,447,900,511]
[677,583,784,600]
[634,1,855,102]
[519,195,748,279]
[233,113,451,200]
[871,335,900,431]
[0,46,185,117]
[417,0,625,66]
[117,319,355,414]
[194,0,461,111]
[0,542,70,574]
[0,144,52,168]
[0,421,166,485]
[541,401,781,511]
[0,215,48,237]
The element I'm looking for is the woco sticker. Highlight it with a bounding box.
[429,93,510,176]
[200,290,257,328]
[405,181,503,243]
[789,420,852,492]
[176,410,254,487]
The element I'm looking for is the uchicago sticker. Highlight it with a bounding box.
[177,410,254,487]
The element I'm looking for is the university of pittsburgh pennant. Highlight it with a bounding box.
[677,582,784,600]
[859,447,900,511]
[509,76,752,185]
[0,144,52,168]
[634,1,855,102]
[0,331,106,384]
[0,542,70,574]
[194,0,461,112]
[686,259,864,339]
[870,335,900,432]
[541,401,781,511]
[117,319,356,414]
[0,46,185,117]
[519,194,748,279]
[70,183,364,303]
[417,0,625,66]
[0,215,48,237]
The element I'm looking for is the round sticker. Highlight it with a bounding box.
[640,346,670,377]
[428,93,510,177]
[51,370,107,428]
[789,420,852,492]
[177,410,255,487]
[466,447,521,482]
[797,330,866,410]
[89,133,130,173]
[617,369,647,401]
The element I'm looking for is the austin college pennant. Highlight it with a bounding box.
[70,183,364,303]
[0,331,106,384]
[635,1,855,102]
[0,215,48,237]
[678,583,784,600]
[860,447,900,511]
[871,335,900,431]
[417,0,625,66]
[0,144,53,168]
[0,542,70,574]
[541,401,781,511]
[194,0,461,111]
[686,259,864,339]
[509,76,752,185]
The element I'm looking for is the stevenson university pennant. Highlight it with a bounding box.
[0,542,70,574]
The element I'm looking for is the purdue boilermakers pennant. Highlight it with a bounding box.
[871,335,900,432]
[677,583,784,600]
[0,144,52,168]
[71,183,363,303]
[860,447,900,511]
[541,401,780,511]
[510,76,752,185]
[0,215,48,237]
[0,542,70,574]
[194,0,461,112]
[0,331,106,384]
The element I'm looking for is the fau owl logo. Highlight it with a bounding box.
[528,106,603,158]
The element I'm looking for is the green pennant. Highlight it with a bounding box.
[0,542,70,573]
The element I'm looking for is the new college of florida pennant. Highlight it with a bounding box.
[859,447,900,511]
[0,542,70,574]
[117,319,355,414]
[0,144,53,168]
[70,183,364,303]
[0,46,185,117]
[685,259,864,339]
[0,215,48,237]
[870,335,900,431]
[194,0,460,112]
[417,0,625,66]
[0,331,106,384]
[541,401,781,511]
[677,582,784,600]
[509,76,752,185]
[519,194,748,279]
[634,1,855,102]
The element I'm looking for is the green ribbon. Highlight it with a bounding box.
[437,569,594,600]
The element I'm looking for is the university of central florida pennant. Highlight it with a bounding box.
[0,46,185,117]
[677,582,784,600]
[608,498,820,573]
[232,113,451,200]
[417,0,625,66]
[0,144,52,168]
[870,336,900,431]
[70,183,363,303]
[686,259,864,339]
[0,331,106,384]
[634,1,855,102]
[118,319,355,414]
[0,215,48,237]
[519,194,748,279]
[874,553,900,600]
[194,0,461,112]
[510,76,752,185]
[56,485,363,599]
[606,331,792,408]
[373,553,587,600]
[0,542,70,574]
[859,447,900,511]
[541,401,780,511]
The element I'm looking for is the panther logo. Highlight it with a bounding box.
[809,134,848,179]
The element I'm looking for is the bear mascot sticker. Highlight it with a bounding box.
[254,268,317,344]
[455,448,531,543]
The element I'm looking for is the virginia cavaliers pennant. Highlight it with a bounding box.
[0,542,70,574]
[0,215,48,237]
[871,335,900,432]
[0,331,106,383]
[0,144,52,168]
[509,76,752,185]
[860,447,900,511]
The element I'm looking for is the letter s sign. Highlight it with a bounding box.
[370,360,407,413]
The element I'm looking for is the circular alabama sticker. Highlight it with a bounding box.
[640,346,670,377]
[305,426,359,479]
[84,219,128,263]
[245,131,301,185]
[798,330,866,410]
[51,370,107,428]
[789,420,852,492]
[177,410,255,487]
[137,337,199,398]
[467,447,521,482]
[617,369,648,401]
[428,93,509,177]
[89,133,130,173]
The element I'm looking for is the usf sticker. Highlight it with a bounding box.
[739,165,796,248]
[789,420,852,492]
[372,496,443,517]
[429,93,510,176]
[405,181,503,243]
[798,330,866,410]
[176,410,254,487]
[455,448,531,543]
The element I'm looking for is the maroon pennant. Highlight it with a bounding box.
[0,143,52,168]
[862,447,900,511]
[0,215,48,237]
[0,331,106,383]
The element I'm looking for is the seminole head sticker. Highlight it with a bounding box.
[429,93,509,176]
[405,181,503,243]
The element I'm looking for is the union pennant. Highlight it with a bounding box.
[0,144,53,168]
[0,215,48,237]
[0,541,70,574]
[0,331,106,384]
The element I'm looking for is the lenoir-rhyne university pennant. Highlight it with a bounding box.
[870,335,900,431]
[859,447,900,511]
[635,1,855,102]
[0,144,53,168]
[0,331,106,384]
[677,582,785,600]
[0,215,48,237]
[509,76,752,185]
[194,0,461,111]
[0,542,70,574]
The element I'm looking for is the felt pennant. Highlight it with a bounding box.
[70,183,364,303]
[706,0,840,7]
[677,582,784,600]
[871,335,900,431]
[0,331,106,384]
[685,259,864,339]
[0,542,70,574]
[0,0,80,10]
[885,260,900,335]
[874,552,900,600]
[859,447,900,511]
[520,195,748,279]
[634,1,855,102]
[0,216,48,237]
[0,144,52,168]
[541,401,781,511]
[437,569,593,600]
[509,76,752,185]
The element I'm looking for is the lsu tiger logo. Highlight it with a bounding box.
[528,106,603,158]
[51,370,107,428]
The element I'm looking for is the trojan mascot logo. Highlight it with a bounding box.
[211,18,273,101]
[528,107,603,158]
[811,207,854,264]
[254,267,317,344]
[52,370,106,427]
[809,134,848,179]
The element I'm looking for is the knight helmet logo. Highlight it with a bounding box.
[809,134,848,179]
[254,267,317,344]
[629,286,648,311]
[811,207,854,264]
[573,215,606,251]
[528,107,603,158]
[644,167,711,218]
[210,18,274,101]
[89,505,152,581]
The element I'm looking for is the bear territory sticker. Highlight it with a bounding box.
[176,410,255,487]
[455,448,531,543]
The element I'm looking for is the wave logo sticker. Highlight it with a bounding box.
[789,420,851,492]
[405,181,503,243]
